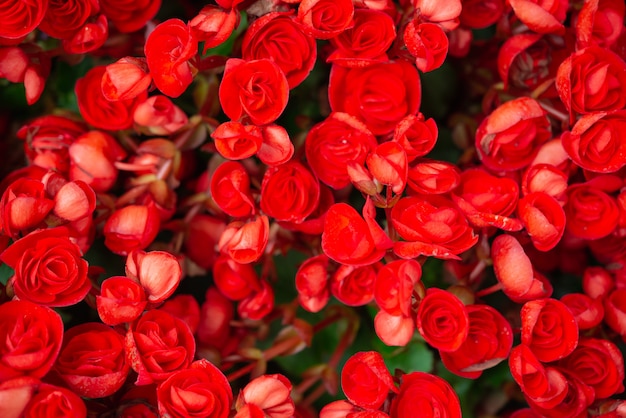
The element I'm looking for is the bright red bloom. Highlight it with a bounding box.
[393,114,438,162]
[242,12,316,88]
[556,46,626,117]
[509,0,568,34]
[582,266,614,299]
[76,65,146,131]
[257,124,294,166]
[416,288,469,352]
[404,21,449,73]
[390,372,462,418]
[102,57,152,101]
[517,192,566,252]
[126,310,196,385]
[576,0,625,48]
[38,0,98,40]
[261,161,320,223]
[218,216,270,264]
[96,276,147,325]
[413,0,461,30]
[159,295,201,335]
[197,287,235,350]
[219,59,289,126]
[157,359,233,418]
[374,260,421,316]
[210,161,256,218]
[559,338,625,399]
[328,9,396,67]
[305,112,377,190]
[366,142,408,195]
[133,95,189,135]
[604,289,626,337]
[295,254,330,313]
[0,0,47,39]
[21,382,87,418]
[296,0,354,39]
[521,164,568,206]
[341,352,397,410]
[564,183,619,240]
[126,249,182,305]
[407,160,460,195]
[391,196,478,260]
[491,234,553,303]
[560,293,604,330]
[184,215,227,270]
[100,0,160,32]
[374,310,415,346]
[0,227,90,307]
[0,177,54,238]
[459,0,505,29]
[213,254,261,300]
[475,97,551,171]
[561,110,626,173]
[332,263,379,307]
[211,121,262,160]
[144,19,197,98]
[0,46,50,105]
[55,322,130,398]
[103,204,161,255]
[440,304,513,379]
[235,374,294,418]
[322,199,392,266]
[521,298,579,363]
[0,301,63,381]
[68,130,126,193]
[329,61,421,136]
[190,5,239,52]
[238,280,275,320]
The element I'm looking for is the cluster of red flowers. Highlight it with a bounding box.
[1,0,626,416]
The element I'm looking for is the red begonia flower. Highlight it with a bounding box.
[0,46,50,105]
[211,121,262,161]
[97,276,147,325]
[261,161,320,223]
[257,124,294,167]
[332,263,380,307]
[21,383,87,418]
[213,254,261,300]
[296,254,330,313]
[0,177,54,238]
[126,310,196,385]
[144,19,197,98]
[76,66,147,131]
[0,301,63,382]
[521,164,568,206]
[341,352,397,410]
[390,371,462,418]
[556,45,626,118]
[604,289,626,337]
[133,95,189,136]
[391,195,478,260]
[1,227,91,307]
[0,0,47,39]
[38,0,98,40]
[296,0,354,40]
[320,400,390,418]
[126,249,182,305]
[416,288,469,352]
[305,112,377,190]
[576,0,625,48]
[407,160,461,195]
[393,114,438,162]
[243,12,316,88]
[327,9,396,67]
[413,0,462,30]
[374,260,421,317]
[235,374,294,418]
[190,5,240,53]
[328,61,421,136]
[68,130,126,193]
[475,97,551,171]
[210,161,256,218]
[404,21,449,73]
[197,287,235,349]
[560,293,604,330]
[521,298,579,363]
[100,0,161,33]
[374,310,415,347]
[219,216,270,264]
[561,110,626,173]
[184,215,227,270]
[238,279,275,320]
[55,322,130,398]
[103,204,161,256]
[509,0,568,34]
[366,142,408,195]
[322,199,392,266]
[102,57,152,102]
[159,294,201,335]
[582,266,614,299]
[440,304,513,379]
[219,58,289,126]
[460,0,505,29]
[517,192,566,252]
[491,234,553,303]
[157,359,232,418]
[564,182,619,239]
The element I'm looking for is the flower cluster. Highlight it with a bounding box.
[1,0,626,417]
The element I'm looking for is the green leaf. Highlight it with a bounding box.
[0,263,14,286]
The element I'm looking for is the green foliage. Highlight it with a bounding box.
[0,263,14,286]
